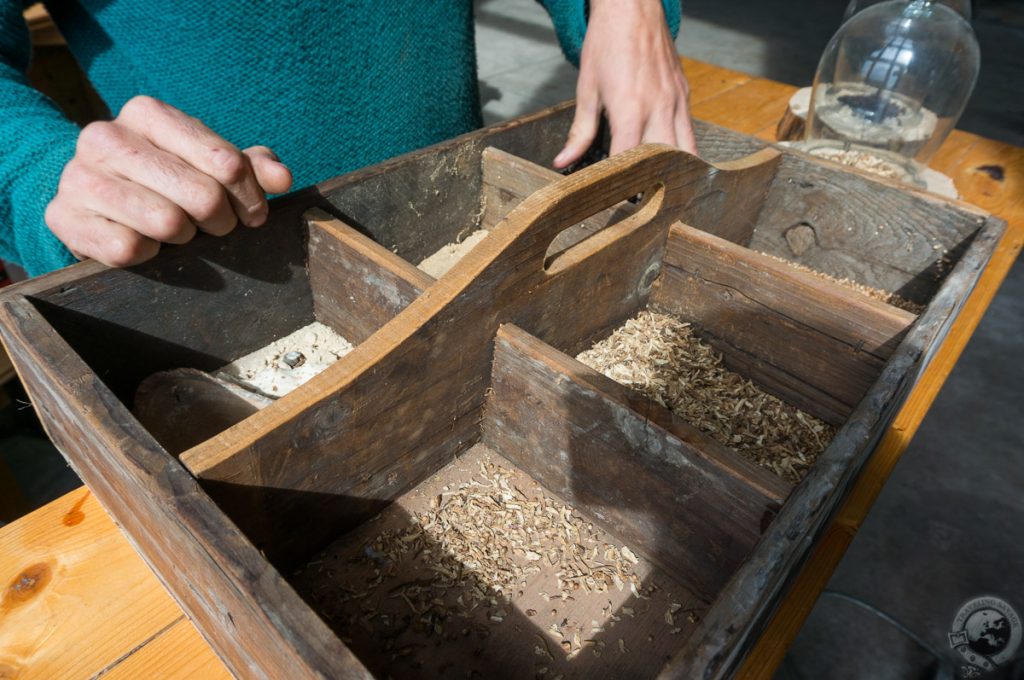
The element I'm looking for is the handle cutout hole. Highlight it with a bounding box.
[544,184,665,274]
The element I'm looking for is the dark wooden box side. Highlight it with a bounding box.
[484,324,789,602]
[673,213,1006,679]
[0,294,372,680]
[751,152,988,304]
[317,110,768,267]
[23,194,317,405]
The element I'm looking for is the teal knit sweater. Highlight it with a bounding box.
[0,1,679,276]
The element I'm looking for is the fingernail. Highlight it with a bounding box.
[553,151,568,167]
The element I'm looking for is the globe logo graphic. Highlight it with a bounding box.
[949,596,1022,673]
[965,608,1011,656]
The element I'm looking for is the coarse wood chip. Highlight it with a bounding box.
[576,312,836,484]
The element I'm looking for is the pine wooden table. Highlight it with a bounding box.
[1,59,1020,679]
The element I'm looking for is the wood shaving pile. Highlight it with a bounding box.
[577,312,835,484]
[759,252,926,314]
[311,460,645,626]
[295,448,702,676]
[809,147,909,181]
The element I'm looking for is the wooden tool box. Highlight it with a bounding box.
[0,104,1004,678]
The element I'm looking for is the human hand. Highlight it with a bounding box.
[553,0,697,169]
[45,96,293,268]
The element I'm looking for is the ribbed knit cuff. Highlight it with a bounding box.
[7,134,78,277]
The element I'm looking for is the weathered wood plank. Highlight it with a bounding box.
[306,208,435,343]
[21,192,321,404]
[651,223,917,425]
[672,213,1007,679]
[751,152,987,303]
[0,297,371,680]
[482,145,782,246]
[483,324,789,600]
[181,145,713,565]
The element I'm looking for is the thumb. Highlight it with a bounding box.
[243,146,293,195]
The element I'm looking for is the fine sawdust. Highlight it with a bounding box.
[294,445,702,678]
[576,312,835,485]
[759,252,926,314]
[417,229,490,278]
[808,147,909,182]
[219,321,353,397]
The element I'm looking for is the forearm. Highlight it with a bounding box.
[538,0,681,66]
[0,6,80,275]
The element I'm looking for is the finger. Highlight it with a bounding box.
[116,96,268,227]
[244,146,293,196]
[45,202,160,268]
[608,109,644,157]
[640,104,679,149]
[62,163,197,245]
[80,122,238,236]
[554,84,602,169]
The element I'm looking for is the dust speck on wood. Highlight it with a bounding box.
[576,311,835,485]
[758,252,926,314]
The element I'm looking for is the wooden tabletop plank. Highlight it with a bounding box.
[691,77,796,135]
[0,488,227,679]
[100,618,231,680]
[1,62,1020,679]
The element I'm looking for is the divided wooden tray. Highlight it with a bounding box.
[0,104,1004,678]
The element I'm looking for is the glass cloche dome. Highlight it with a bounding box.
[842,0,971,23]
[804,0,980,183]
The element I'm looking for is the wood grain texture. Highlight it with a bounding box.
[751,151,987,303]
[484,324,789,600]
[182,144,715,565]
[0,297,372,679]
[0,488,228,679]
[674,212,1006,678]
[307,208,435,343]
[651,223,917,425]
[23,193,319,405]
[738,104,1024,679]
[133,368,272,456]
[482,145,782,247]
[0,62,1016,680]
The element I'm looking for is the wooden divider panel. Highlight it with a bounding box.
[484,324,790,601]
[306,208,435,343]
[652,224,918,426]
[181,144,719,564]
[482,146,782,246]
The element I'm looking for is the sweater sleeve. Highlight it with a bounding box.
[538,0,682,68]
[1,2,80,276]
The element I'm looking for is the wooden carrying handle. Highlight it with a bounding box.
[488,143,698,280]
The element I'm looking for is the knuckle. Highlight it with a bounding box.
[102,234,147,267]
[148,205,188,241]
[43,201,65,231]
[186,179,226,223]
[119,94,161,122]
[77,121,120,154]
[210,148,248,184]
